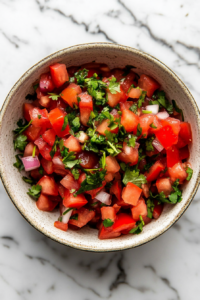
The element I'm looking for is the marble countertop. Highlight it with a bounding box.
[1,0,200,299]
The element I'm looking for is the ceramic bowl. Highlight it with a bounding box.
[0,43,200,252]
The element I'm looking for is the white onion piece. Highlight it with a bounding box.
[146,104,159,114]
[152,138,164,152]
[157,111,169,120]
[62,208,73,224]
[77,131,89,144]
[21,156,40,171]
[95,191,111,205]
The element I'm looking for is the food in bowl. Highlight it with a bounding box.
[13,62,193,239]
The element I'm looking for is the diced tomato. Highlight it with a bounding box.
[56,99,68,111]
[156,126,176,150]
[79,92,93,126]
[34,137,46,150]
[113,197,130,208]
[30,169,43,180]
[29,107,51,129]
[101,207,116,222]
[41,157,53,174]
[69,208,95,228]
[122,182,142,206]
[168,162,187,183]
[61,83,82,107]
[50,63,69,88]
[179,146,190,161]
[153,202,163,219]
[42,128,56,146]
[105,156,120,173]
[52,156,68,176]
[39,143,52,161]
[121,71,136,93]
[120,101,134,111]
[58,184,65,199]
[166,145,180,168]
[54,221,68,231]
[77,173,86,185]
[98,224,121,239]
[96,119,118,135]
[138,74,160,98]
[86,182,106,199]
[105,172,114,182]
[131,198,147,221]
[87,68,100,78]
[24,125,41,142]
[113,203,121,213]
[121,109,139,133]
[37,175,58,196]
[139,114,154,137]
[156,178,173,197]
[63,190,87,208]
[36,194,58,211]
[23,142,39,157]
[142,216,152,225]
[148,115,162,134]
[128,88,141,99]
[176,122,192,148]
[110,109,120,119]
[146,160,165,182]
[141,184,150,198]
[48,107,70,137]
[161,118,180,136]
[107,86,127,107]
[39,96,51,108]
[60,174,80,190]
[23,103,35,122]
[113,213,136,232]
[63,135,82,152]
[78,151,99,169]
[110,180,122,201]
[117,142,138,165]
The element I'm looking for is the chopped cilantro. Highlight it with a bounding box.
[76,170,107,195]
[61,146,81,169]
[152,90,173,114]
[122,168,147,187]
[91,201,98,207]
[38,165,44,175]
[145,136,155,152]
[75,69,88,86]
[150,123,157,129]
[50,137,60,158]
[37,115,41,119]
[147,199,155,218]
[138,90,147,108]
[129,215,144,234]
[186,167,193,181]
[103,218,114,228]
[125,134,137,148]
[70,213,78,220]
[33,83,39,91]
[22,176,35,185]
[136,123,142,137]
[85,73,107,105]
[71,168,80,180]
[48,93,61,101]
[127,84,135,94]
[13,154,24,171]
[143,161,154,172]
[61,115,68,131]
[129,103,138,114]
[27,184,42,199]
[108,77,121,94]
[99,152,106,169]
[13,119,32,136]
[14,134,28,151]
[172,100,184,121]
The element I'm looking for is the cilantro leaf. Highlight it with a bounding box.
[33,83,39,91]
[27,184,42,199]
[65,112,80,134]
[125,134,137,148]
[136,123,142,137]
[138,90,147,108]
[61,115,68,131]
[143,161,154,172]
[152,91,173,114]
[13,154,24,171]
[172,100,184,121]
[22,176,35,185]
[14,134,28,151]
[129,103,138,114]
[150,123,157,129]
[38,165,44,175]
[129,215,144,234]
[122,168,147,187]
[169,180,182,203]
[75,69,88,86]
[50,137,60,159]
[145,136,154,152]
[71,168,80,180]
[186,167,193,181]
[48,93,61,101]
[76,170,107,195]
[13,119,32,136]
[108,77,121,94]
[70,213,78,220]
[103,218,114,228]
[85,74,107,105]
[147,199,155,218]
[61,146,80,169]
[99,152,106,169]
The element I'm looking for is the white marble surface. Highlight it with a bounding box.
[0,0,200,299]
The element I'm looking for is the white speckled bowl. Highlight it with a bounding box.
[0,43,200,252]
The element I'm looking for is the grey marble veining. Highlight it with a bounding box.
[0,0,200,299]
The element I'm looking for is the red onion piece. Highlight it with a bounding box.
[39,73,55,93]
[152,138,164,152]
[21,156,40,171]
[95,190,111,205]
[157,111,169,120]
[146,104,159,114]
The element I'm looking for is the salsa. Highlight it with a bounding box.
[13,62,193,239]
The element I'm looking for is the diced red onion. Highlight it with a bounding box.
[152,138,164,152]
[157,111,169,120]
[95,190,111,205]
[77,131,89,144]
[146,104,159,115]
[21,156,40,171]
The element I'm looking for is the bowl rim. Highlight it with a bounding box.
[1,42,200,252]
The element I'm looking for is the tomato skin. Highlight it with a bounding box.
[122,182,142,206]
[30,169,43,180]
[113,213,136,232]
[131,198,147,221]
[107,86,127,107]
[39,96,51,108]
[63,190,87,209]
[39,72,55,93]
[54,221,68,231]
[78,151,99,169]
[42,128,56,146]
[156,178,173,197]
[117,142,138,166]
[166,145,180,168]
[41,157,54,174]
[120,101,134,111]
[29,107,51,130]
[179,146,190,160]
[128,88,141,99]
[168,162,187,183]
[146,160,165,182]
[121,71,136,93]
[121,109,139,133]
[60,174,80,191]
[24,125,41,142]
[48,107,70,137]
[37,175,59,196]
[155,118,181,149]
[63,135,82,152]
[23,103,35,122]
[98,224,121,239]
[153,202,163,219]
[50,63,69,88]
[61,83,82,107]
[79,92,93,126]
[105,156,120,174]
[69,208,95,228]
[138,74,160,98]
[86,182,106,199]
[23,142,39,157]
[176,122,192,148]
[36,194,58,211]
[110,180,122,201]
[139,114,154,138]
[101,207,116,222]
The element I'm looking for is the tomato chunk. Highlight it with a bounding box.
[168,162,187,183]
[24,142,39,157]
[78,151,99,169]
[23,103,35,122]
[48,107,70,137]
[37,175,58,196]
[29,107,51,129]
[79,92,93,126]
[60,174,80,191]
[54,221,68,231]
[50,63,69,88]
[122,182,142,206]
[42,128,56,146]
[105,156,120,173]
[153,202,163,219]
[63,190,87,209]
[69,208,95,228]
[156,178,173,197]
[138,74,160,98]
[61,83,82,107]
[166,145,180,168]
[121,109,139,133]
[117,142,138,166]
[131,198,147,221]
[128,88,141,99]
[36,194,58,211]
[179,146,190,160]
[146,160,165,182]
[41,157,53,174]
[63,135,82,152]
[101,207,116,222]
[24,125,41,142]
[177,122,192,148]
[113,213,136,232]
[98,224,121,240]
[110,180,122,201]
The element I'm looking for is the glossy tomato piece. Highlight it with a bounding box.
[179,146,190,160]
[69,208,95,228]
[60,174,80,191]
[105,156,120,174]
[23,142,39,157]
[113,213,136,233]
[131,198,147,221]
[153,202,163,219]
[63,189,87,209]
[139,114,154,138]
[54,221,68,231]
[107,86,127,107]
[122,182,142,206]
[138,74,160,98]
[78,151,99,169]
[24,125,41,142]
[96,119,118,135]
[166,145,180,168]
[120,101,134,111]
[41,157,53,174]
[121,109,139,133]
[29,107,51,129]
[110,180,122,201]
[146,160,165,182]
[37,175,58,196]
[61,83,82,107]
[50,63,69,88]
[63,135,82,152]
[98,224,121,240]
[34,137,46,150]
[86,182,106,199]
[105,172,114,182]
[52,156,68,176]
[39,72,55,93]
[121,71,136,93]
[156,178,173,197]
[155,118,180,149]
[23,103,35,122]
[39,95,51,108]
[48,107,70,137]
[42,128,56,146]
[39,143,52,161]
[79,92,93,126]
[176,122,192,148]
[168,162,187,183]
[128,88,141,99]
[101,207,116,222]
[117,142,138,166]
[36,194,58,211]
